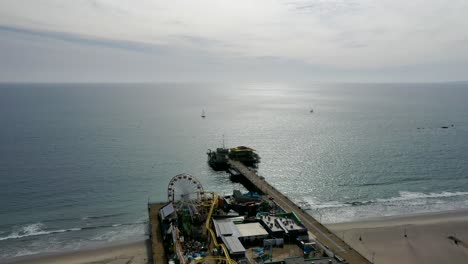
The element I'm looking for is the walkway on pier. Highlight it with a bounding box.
[228,160,371,264]
[148,202,168,264]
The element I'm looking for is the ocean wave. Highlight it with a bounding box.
[81,213,127,220]
[0,214,128,229]
[309,201,352,209]
[0,223,81,241]
[13,249,40,258]
[79,222,146,231]
[307,191,468,210]
[0,221,146,242]
[338,177,425,187]
[378,191,468,203]
[305,191,468,223]
[301,199,374,210]
[90,222,147,242]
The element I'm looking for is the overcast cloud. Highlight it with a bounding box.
[1,0,467,82]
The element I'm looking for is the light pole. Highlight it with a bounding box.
[315,210,322,223]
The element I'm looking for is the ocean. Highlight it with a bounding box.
[1,82,468,260]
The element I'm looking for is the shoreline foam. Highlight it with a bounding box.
[3,209,468,264]
[3,239,151,264]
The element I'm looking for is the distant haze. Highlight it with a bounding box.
[1,0,468,82]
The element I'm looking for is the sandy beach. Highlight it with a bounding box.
[4,210,468,264]
[4,240,151,264]
[327,209,468,264]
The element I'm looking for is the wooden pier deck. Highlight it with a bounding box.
[148,202,168,264]
[228,160,371,264]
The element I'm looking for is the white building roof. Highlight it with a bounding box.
[160,203,175,219]
[236,222,269,238]
[222,236,246,254]
[213,218,240,237]
[218,221,234,236]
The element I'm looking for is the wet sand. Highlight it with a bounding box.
[327,209,468,264]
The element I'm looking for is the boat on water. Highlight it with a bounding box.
[201,109,206,118]
[207,145,260,170]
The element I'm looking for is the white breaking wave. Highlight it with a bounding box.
[13,249,40,258]
[379,191,468,202]
[306,191,468,210]
[304,190,468,223]
[305,200,353,209]
[0,223,83,241]
[0,221,147,260]
[90,222,146,242]
[0,220,149,242]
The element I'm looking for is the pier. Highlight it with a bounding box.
[148,202,168,264]
[147,160,371,264]
[228,160,371,264]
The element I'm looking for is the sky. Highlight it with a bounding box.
[1,0,468,82]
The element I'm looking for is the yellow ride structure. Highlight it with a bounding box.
[200,193,237,264]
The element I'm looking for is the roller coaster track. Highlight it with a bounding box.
[202,193,238,264]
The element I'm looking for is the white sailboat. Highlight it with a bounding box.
[201,109,206,118]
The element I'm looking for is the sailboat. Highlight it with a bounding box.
[201,109,206,118]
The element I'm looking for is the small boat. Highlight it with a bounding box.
[310,108,314,113]
[201,109,206,118]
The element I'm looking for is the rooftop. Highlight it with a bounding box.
[236,222,269,238]
[213,218,240,237]
[221,236,246,254]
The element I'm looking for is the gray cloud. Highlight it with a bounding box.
[291,0,363,16]
[0,25,157,52]
[1,0,468,82]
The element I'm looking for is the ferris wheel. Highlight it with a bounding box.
[167,173,204,203]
